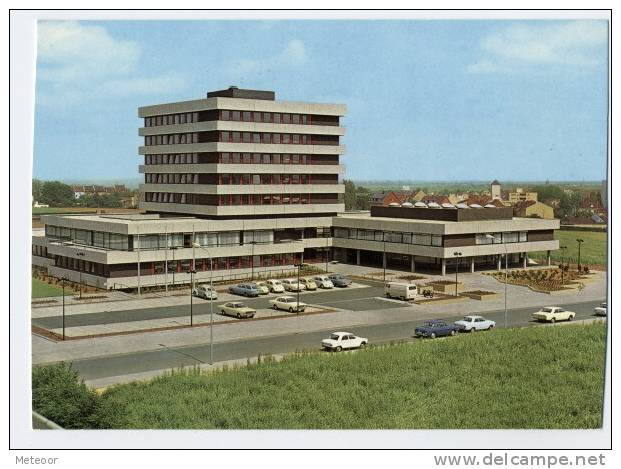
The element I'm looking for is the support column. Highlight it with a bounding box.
[382,252,387,269]
[410,255,416,273]
[470,257,475,273]
[441,258,446,276]
[546,250,551,267]
[356,249,361,266]
[523,252,528,269]
[497,255,502,271]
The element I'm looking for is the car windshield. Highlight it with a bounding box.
[330,334,340,340]
[541,308,554,313]
[463,317,473,322]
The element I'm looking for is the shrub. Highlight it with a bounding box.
[32,362,101,429]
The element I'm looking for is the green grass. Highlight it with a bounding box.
[32,277,65,298]
[530,229,608,266]
[93,322,606,429]
[32,207,98,215]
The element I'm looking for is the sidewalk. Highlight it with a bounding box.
[32,270,606,365]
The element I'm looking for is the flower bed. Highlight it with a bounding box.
[460,290,501,301]
[489,268,591,293]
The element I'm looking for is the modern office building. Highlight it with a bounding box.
[31,87,560,290]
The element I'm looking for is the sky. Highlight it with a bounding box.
[32,19,609,183]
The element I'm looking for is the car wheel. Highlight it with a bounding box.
[335,346,342,352]
[567,315,573,321]
[450,330,456,336]
[488,325,494,330]
[237,313,241,319]
[550,318,556,324]
[359,342,366,349]
[272,304,278,310]
[289,307,294,313]
[430,333,436,339]
[469,327,474,333]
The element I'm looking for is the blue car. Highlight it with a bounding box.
[328,274,352,287]
[414,320,460,339]
[228,283,262,297]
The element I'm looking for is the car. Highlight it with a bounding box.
[228,283,262,297]
[594,302,607,316]
[532,306,576,323]
[328,274,352,287]
[219,302,256,319]
[269,296,307,313]
[414,320,460,339]
[299,277,318,291]
[321,332,368,352]
[265,279,285,293]
[192,284,218,300]
[454,315,495,332]
[313,275,334,289]
[281,278,306,292]
[254,282,270,295]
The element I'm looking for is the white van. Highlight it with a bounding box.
[192,284,218,300]
[384,282,418,300]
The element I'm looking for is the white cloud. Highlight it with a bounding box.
[226,39,309,80]
[36,21,186,107]
[467,21,608,73]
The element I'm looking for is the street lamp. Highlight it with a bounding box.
[383,231,387,282]
[193,242,214,364]
[76,251,85,299]
[576,238,584,270]
[188,268,196,326]
[560,245,568,285]
[453,252,462,296]
[61,277,67,340]
[486,234,508,328]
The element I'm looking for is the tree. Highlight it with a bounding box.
[355,186,372,210]
[39,181,76,207]
[344,179,357,211]
[32,179,44,202]
[532,184,564,204]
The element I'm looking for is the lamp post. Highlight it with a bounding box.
[170,246,178,288]
[486,234,507,328]
[61,277,67,340]
[383,231,387,282]
[453,251,462,297]
[576,238,584,270]
[193,243,214,364]
[325,234,329,273]
[560,245,568,285]
[76,251,85,299]
[188,268,196,326]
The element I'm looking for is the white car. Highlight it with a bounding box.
[454,315,495,332]
[281,278,306,292]
[313,275,334,289]
[594,302,607,316]
[192,284,218,300]
[321,332,368,352]
[265,279,285,293]
[532,306,576,323]
[253,282,270,295]
[269,296,307,313]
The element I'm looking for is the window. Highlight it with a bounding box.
[272,154,281,164]
[282,114,291,124]
[273,113,281,124]
[218,231,240,246]
[262,154,271,164]
[242,132,251,143]
[243,153,252,164]
[263,112,271,122]
[253,133,261,143]
[519,231,527,242]
[273,134,281,144]
[292,114,300,124]
[222,110,230,120]
[243,111,252,121]
[292,134,300,144]
[252,175,261,184]
[221,152,230,163]
[232,132,241,143]
[282,134,291,144]
[221,131,230,142]
[252,153,261,164]
[262,134,271,144]
[253,112,261,123]
[232,111,241,121]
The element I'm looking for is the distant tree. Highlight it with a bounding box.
[40,181,75,207]
[355,186,372,210]
[557,191,583,219]
[532,184,564,204]
[32,179,44,202]
[344,179,357,210]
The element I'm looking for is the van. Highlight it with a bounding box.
[384,282,418,300]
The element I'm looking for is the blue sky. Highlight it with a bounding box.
[33,20,609,183]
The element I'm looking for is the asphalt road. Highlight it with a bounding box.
[32,283,397,330]
[62,300,605,381]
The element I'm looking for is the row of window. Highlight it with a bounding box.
[475,232,528,244]
[220,131,314,145]
[144,173,330,185]
[220,110,313,125]
[144,112,199,127]
[145,133,199,146]
[46,226,130,251]
[144,152,338,165]
[334,228,443,247]
[143,192,342,206]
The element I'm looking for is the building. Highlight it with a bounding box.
[508,188,538,204]
[332,205,559,275]
[31,87,560,290]
[512,200,554,219]
[490,180,501,200]
[369,191,411,207]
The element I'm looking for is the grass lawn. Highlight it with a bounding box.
[530,229,607,266]
[92,322,606,429]
[32,277,65,298]
[32,207,99,215]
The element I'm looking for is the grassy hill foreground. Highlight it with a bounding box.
[34,322,607,429]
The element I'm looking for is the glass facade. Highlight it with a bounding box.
[333,228,443,247]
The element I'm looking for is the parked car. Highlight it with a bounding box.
[219,302,256,319]
[384,282,418,300]
[594,302,607,316]
[228,283,262,297]
[265,279,285,293]
[192,284,218,300]
[299,277,318,291]
[414,320,460,339]
[321,332,368,352]
[251,282,269,295]
[328,274,352,287]
[532,306,576,323]
[313,275,334,289]
[282,278,306,292]
[269,296,307,313]
[454,315,495,332]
